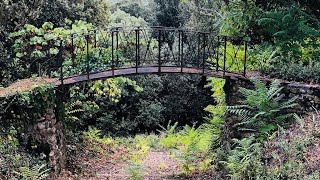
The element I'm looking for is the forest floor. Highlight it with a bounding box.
[59,149,184,180]
[88,150,182,180]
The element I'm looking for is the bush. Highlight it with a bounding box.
[262,61,320,84]
[0,130,47,179]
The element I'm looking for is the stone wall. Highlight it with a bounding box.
[31,106,66,178]
[225,77,320,112]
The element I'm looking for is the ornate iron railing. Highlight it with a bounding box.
[32,27,249,84]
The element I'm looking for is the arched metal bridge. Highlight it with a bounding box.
[35,27,250,85]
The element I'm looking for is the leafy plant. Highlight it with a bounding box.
[204,77,226,146]
[223,136,263,179]
[64,100,84,122]
[82,127,113,154]
[127,164,144,180]
[158,121,179,148]
[14,164,50,180]
[227,78,297,139]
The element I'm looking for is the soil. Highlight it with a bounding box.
[58,149,184,180]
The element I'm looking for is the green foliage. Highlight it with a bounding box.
[262,61,320,84]
[68,74,212,136]
[227,78,297,139]
[9,20,95,77]
[116,0,158,25]
[65,77,144,131]
[82,127,113,154]
[204,78,226,146]
[223,136,263,179]
[110,9,149,27]
[257,5,320,59]
[220,0,260,37]
[0,0,112,85]
[0,131,47,179]
[64,100,84,123]
[0,84,56,133]
[158,122,214,175]
[154,0,189,27]
[127,164,144,180]
[263,113,320,179]
[14,164,50,180]
[158,121,179,148]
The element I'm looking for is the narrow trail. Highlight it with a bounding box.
[93,150,182,180]
[59,149,183,180]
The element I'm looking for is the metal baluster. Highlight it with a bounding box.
[85,35,90,80]
[178,31,181,67]
[47,49,51,77]
[59,40,64,85]
[223,36,227,78]
[216,36,220,71]
[158,29,161,73]
[116,28,119,67]
[244,40,248,77]
[203,33,206,74]
[198,32,201,68]
[111,31,114,76]
[71,34,75,67]
[94,30,97,48]
[135,28,140,73]
[181,31,184,73]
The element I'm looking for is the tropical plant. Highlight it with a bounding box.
[227,78,297,139]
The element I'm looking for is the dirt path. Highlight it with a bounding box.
[61,149,182,180]
[141,150,182,179]
[95,150,182,180]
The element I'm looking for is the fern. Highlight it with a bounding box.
[157,120,178,135]
[65,100,84,122]
[222,136,263,179]
[227,78,297,138]
[14,164,50,180]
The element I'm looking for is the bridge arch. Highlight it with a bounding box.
[27,26,249,86]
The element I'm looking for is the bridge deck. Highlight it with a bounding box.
[4,66,314,98]
[0,66,251,97]
[60,66,253,85]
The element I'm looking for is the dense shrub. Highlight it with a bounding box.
[67,74,213,136]
[0,129,47,179]
[262,61,320,84]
